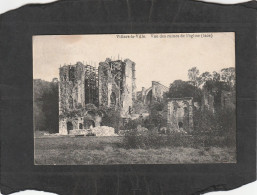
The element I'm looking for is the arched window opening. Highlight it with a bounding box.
[178,122,183,129]
[110,92,116,108]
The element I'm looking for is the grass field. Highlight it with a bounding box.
[34,136,236,165]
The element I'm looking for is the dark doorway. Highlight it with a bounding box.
[178,122,183,129]
[79,123,83,129]
[67,122,73,131]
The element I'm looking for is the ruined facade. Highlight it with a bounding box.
[221,90,235,109]
[138,81,169,105]
[59,62,98,112]
[202,89,215,113]
[59,59,136,134]
[98,58,136,118]
[166,97,194,132]
[202,87,235,113]
[58,62,99,134]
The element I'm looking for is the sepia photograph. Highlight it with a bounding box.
[33,32,236,165]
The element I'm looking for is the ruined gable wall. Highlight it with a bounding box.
[98,60,123,108]
[167,98,194,132]
[59,63,86,113]
[221,90,235,109]
[152,81,169,101]
[202,89,214,113]
[59,62,97,134]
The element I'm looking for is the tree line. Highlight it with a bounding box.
[33,78,59,133]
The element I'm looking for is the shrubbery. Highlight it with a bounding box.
[193,107,236,147]
[123,106,236,149]
[122,129,234,149]
[122,130,164,149]
[100,107,121,133]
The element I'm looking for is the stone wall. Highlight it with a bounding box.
[59,114,102,135]
[167,97,194,132]
[202,89,215,113]
[98,58,136,118]
[121,59,134,117]
[221,90,235,109]
[59,62,98,113]
[59,62,98,134]
[140,81,169,105]
[59,58,136,134]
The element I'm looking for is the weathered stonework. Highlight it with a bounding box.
[139,81,169,105]
[202,89,215,113]
[59,62,99,134]
[59,62,98,113]
[221,90,235,109]
[59,113,102,135]
[98,58,136,118]
[59,58,136,134]
[167,97,194,132]
[202,87,235,112]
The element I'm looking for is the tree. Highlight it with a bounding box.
[212,71,220,82]
[220,67,235,88]
[198,71,212,86]
[166,80,202,103]
[100,106,121,133]
[188,67,200,87]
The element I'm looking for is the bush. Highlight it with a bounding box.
[123,130,197,149]
[100,107,121,133]
[123,130,165,149]
[194,108,236,135]
[193,107,236,148]
[122,129,235,149]
[124,119,142,130]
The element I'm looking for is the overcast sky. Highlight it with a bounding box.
[33,32,235,90]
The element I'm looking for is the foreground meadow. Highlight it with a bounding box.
[34,136,236,165]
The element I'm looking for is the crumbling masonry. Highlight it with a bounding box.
[98,58,136,117]
[59,59,136,134]
[167,97,194,132]
[138,81,169,105]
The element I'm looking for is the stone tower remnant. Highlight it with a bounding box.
[58,58,136,134]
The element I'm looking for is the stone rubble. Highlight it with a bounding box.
[91,126,118,136]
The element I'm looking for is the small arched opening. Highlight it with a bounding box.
[110,92,116,108]
[178,121,183,129]
[67,121,73,131]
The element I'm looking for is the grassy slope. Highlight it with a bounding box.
[34,136,236,165]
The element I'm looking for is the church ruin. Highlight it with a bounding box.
[59,58,136,135]
[137,81,169,105]
[167,97,194,132]
[98,58,136,117]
